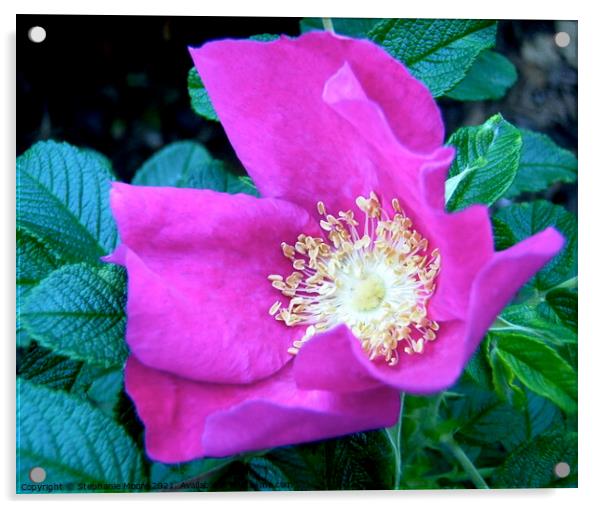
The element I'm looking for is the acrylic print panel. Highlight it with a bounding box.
[16,15,578,493]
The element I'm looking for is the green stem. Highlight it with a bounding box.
[322,18,335,33]
[445,438,489,489]
[386,392,405,489]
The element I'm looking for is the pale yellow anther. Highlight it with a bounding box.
[281,242,295,259]
[320,220,332,231]
[424,329,437,341]
[294,242,306,255]
[269,301,282,316]
[271,280,286,291]
[317,201,326,215]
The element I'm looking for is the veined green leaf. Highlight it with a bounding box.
[151,457,234,491]
[132,141,259,195]
[17,228,62,347]
[445,114,522,210]
[210,431,395,490]
[447,381,561,452]
[16,141,118,263]
[487,338,527,410]
[17,379,144,491]
[538,288,577,330]
[17,342,123,417]
[493,201,577,293]
[18,343,87,392]
[447,50,517,101]
[132,141,213,187]
[493,302,577,346]
[490,332,577,413]
[300,17,383,36]
[505,129,577,198]
[20,263,128,368]
[187,68,219,122]
[492,432,577,488]
[367,19,497,97]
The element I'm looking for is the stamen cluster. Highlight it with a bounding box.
[269,193,441,366]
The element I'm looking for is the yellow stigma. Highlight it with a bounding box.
[349,274,386,312]
[268,192,441,366]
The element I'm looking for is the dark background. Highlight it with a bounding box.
[17,15,577,207]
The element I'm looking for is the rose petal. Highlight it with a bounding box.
[294,321,466,394]
[126,355,401,463]
[107,182,321,384]
[190,32,443,215]
[293,324,384,393]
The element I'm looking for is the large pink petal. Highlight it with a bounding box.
[125,356,401,463]
[190,32,444,216]
[105,183,321,384]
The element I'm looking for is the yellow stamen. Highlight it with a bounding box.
[268,192,441,365]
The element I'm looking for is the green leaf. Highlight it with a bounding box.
[151,458,233,491]
[493,302,577,346]
[493,201,577,292]
[187,68,219,122]
[449,379,562,452]
[448,382,523,447]
[249,34,279,42]
[210,456,293,491]
[20,263,128,368]
[17,228,62,347]
[86,369,123,417]
[367,19,497,97]
[490,332,577,413]
[132,141,213,187]
[488,340,527,410]
[17,343,123,418]
[17,378,145,491]
[538,288,577,330]
[446,50,517,101]
[445,114,522,211]
[210,431,395,491]
[463,344,493,390]
[17,343,86,392]
[517,391,564,449]
[505,129,577,198]
[300,17,383,36]
[492,432,577,488]
[132,141,259,195]
[16,140,118,263]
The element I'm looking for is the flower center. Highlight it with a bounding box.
[268,192,441,366]
[349,273,386,312]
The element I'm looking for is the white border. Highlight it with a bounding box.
[3,1,600,508]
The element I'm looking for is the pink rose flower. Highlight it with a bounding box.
[104,32,563,463]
